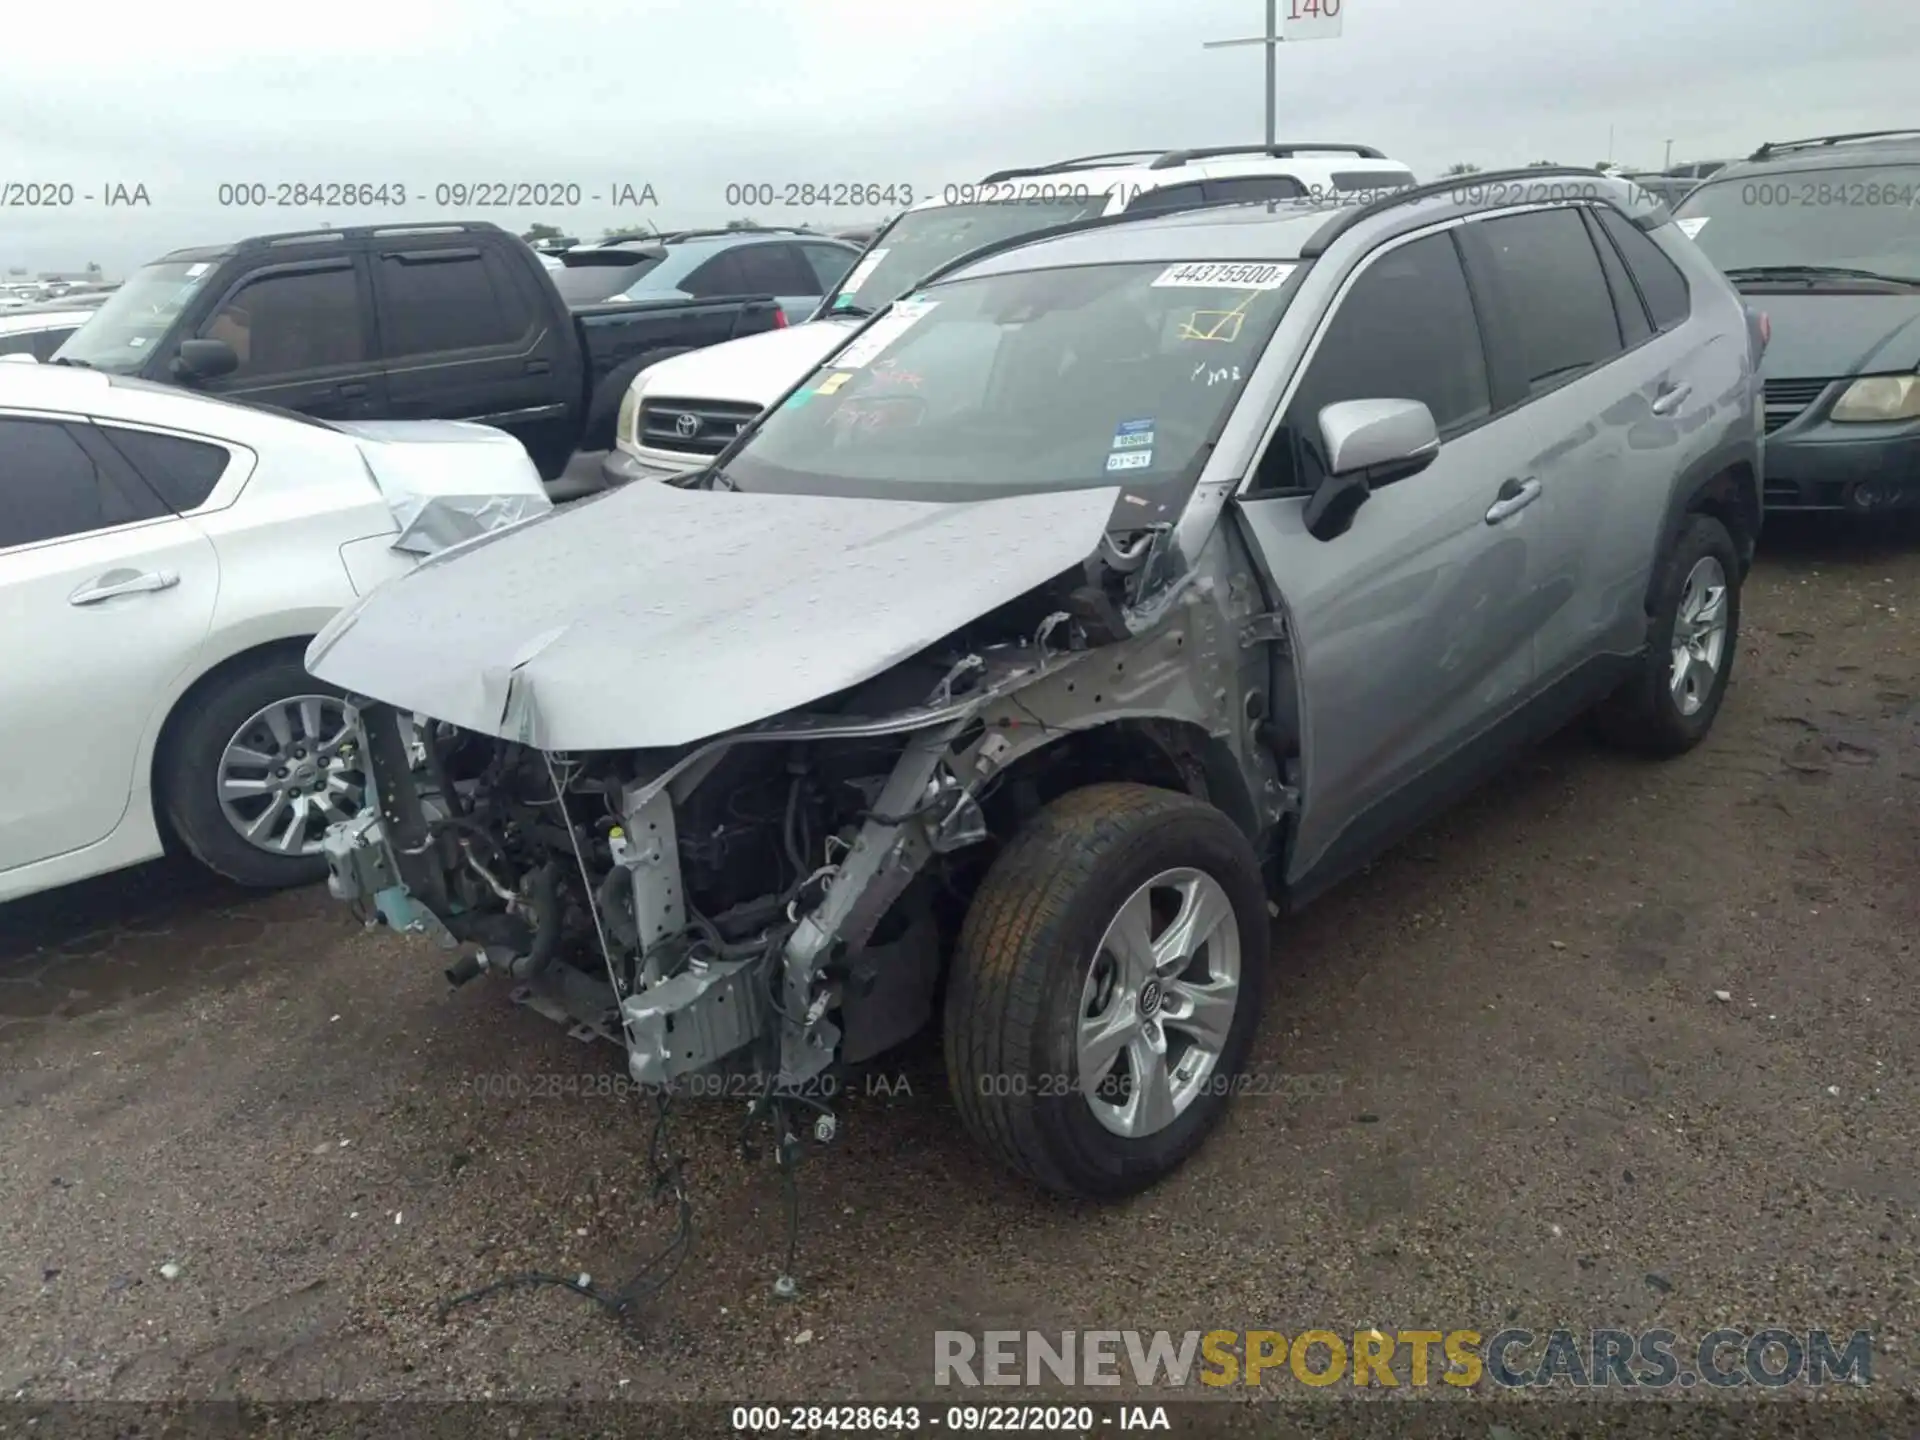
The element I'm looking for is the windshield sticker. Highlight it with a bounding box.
[1112,418,1155,450]
[1152,261,1296,290]
[184,263,210,278]
[1675,217,1709,238]
[1106,449,1153,473]
[1179,308,1248,343]
[816,371,852,395]
[838,249,889,294]
[834,297,939,368]
[128,336,148,348]
[781,387,816,409]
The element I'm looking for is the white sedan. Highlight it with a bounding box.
[0,363,552,903]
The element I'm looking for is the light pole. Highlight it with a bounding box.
[1664,138,1674,169]
[1203,0,1282,148]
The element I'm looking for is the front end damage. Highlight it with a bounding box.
[318,521,1293,1101]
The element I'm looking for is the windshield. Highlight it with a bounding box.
[825,197,1110,315]
[724,259,1298,504]
[1673,164,1920,278]
[52,261,216,370]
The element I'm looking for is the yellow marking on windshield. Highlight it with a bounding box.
[1178,292,1258,343]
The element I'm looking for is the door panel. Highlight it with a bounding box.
[1236,419,1536,884]
[373,244,566,449]
[0,517,217,869]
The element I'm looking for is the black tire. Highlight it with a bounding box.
[160,651,346,890]
[943,783,1269,1199]
[1594,513,1741,756]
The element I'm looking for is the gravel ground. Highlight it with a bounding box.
[2,517,1917,1412]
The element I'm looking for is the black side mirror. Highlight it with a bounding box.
[1303,398,1441,541]
[171,337,238,382]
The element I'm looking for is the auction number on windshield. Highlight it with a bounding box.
[1289,0,1341,13]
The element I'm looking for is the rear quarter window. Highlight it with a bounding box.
[98,427,233,511]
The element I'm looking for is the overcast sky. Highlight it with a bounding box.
[3,0,1916,276]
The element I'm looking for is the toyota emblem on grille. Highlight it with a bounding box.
[674,412,702,439]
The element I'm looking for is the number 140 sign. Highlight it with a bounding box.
[1284,0,1343,40]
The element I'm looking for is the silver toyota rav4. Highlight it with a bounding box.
[309,170,1763,1200]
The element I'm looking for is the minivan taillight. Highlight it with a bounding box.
[773,308,788,328]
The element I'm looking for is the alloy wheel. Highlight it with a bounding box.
[216,695,364,856]
[1077,867,1243,1139]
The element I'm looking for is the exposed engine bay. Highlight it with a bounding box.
[320,526,1292,1103]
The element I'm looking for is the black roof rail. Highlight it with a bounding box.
[1149,143,1386,169]
[653,225,823,243]
[230,220,506,251]
[1749,129,1920,160]
[1298,165,1656,259]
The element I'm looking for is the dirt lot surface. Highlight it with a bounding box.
[3,518,1918,1414]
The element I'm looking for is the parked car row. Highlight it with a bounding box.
[42,223,860,479]
[304,164,1765,1198]
[0,362,551,904]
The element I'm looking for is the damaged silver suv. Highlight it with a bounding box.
[309,170,1762,1200]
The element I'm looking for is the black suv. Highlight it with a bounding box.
[1673,130,1920,512]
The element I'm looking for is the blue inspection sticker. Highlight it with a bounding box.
[1112,418,1156,450]
[782,388,816,409]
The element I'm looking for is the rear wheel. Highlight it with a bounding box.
[161,653,366,889]
[943,783,1269,1199]
[1594,514,1741,756]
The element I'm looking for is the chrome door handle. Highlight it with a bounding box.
[69,569,179,605]
[1485,477,1541,524]
[1650,383,1693,416]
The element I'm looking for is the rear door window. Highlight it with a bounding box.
[0,418,165,548]
[98,427,233,511]
[731,243,819,296]
[375,248,530,357]
[1473,208,1625,395]
[680,250,749,298]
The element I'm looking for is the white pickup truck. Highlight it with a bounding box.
[600,144,1416,487]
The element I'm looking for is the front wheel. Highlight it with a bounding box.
[160,653,367,889]
[1594,513,1741,756]
[943,783,1269,1199]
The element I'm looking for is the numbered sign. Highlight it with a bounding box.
[1283,0,1343,40]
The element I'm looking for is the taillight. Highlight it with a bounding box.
[773,308,788,328]
[1758,310,1771,348]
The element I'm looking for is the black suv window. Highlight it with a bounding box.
[1208,176,1308,204]
[377,248,528,357]
[799,242,857,292]
[1256,232,1490,493]
[681,250,748,298]
[0,418,162,548]
[1475,208,1624,393]
[100,427,230,511]
[201,264,366,378]
[1595,207,1691,331]
[731,242,818,295]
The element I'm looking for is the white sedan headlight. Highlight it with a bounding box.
[616,383,641,447]
[1830,374,1920,422]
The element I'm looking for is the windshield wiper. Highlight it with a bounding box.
[828,300,875,319]
[1722,264,1920,288]
[49,356,92,368]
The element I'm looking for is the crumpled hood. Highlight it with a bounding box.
[1753,294,1920,380]
[635,317,862,406]
[333,419,552,555]
[306,479,1121,751]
